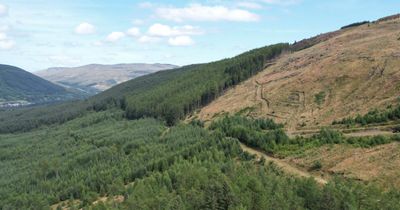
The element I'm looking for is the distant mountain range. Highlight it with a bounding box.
[0,64,84,108]
[35,63,178,94]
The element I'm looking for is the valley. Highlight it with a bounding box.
[1,12,400,210]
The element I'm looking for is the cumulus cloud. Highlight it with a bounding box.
[106,32,126,42]
[138,35,161,44]
[75,22,96,35]
[0,4,8,17]
[148,23,202,37]
[156,4,260,22]
[126,27,140,37]
[168,36,194,46]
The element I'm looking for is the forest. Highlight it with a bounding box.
[1,112,400,209]
[0,43,289,133]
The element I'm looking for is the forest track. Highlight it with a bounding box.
[288,127,396,138]
[240,143,328,185]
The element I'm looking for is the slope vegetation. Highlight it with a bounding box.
[0,64,82,107]
[195,17,400,130]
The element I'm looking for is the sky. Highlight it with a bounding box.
[0,0,399,72]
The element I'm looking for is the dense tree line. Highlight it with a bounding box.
[1,111,400,209]
[123,44,289,125]
[210,115,289,153]
[210,116,400,157]
[333,104,400,126]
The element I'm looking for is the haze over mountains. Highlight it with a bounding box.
[36,63,178,94]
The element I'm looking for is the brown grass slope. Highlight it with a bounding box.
[195,17,400,131]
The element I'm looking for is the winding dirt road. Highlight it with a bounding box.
[240,143,328,185]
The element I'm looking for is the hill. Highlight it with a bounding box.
[194,16,400,130]
[0,64,84,108]
[1,14,400,210]
[36,63,178,94]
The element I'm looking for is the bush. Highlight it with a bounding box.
[316,128,343,144]
[310,160,322,171]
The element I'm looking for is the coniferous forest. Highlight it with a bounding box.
[1,30,400,209]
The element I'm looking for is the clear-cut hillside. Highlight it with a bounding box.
[36,63,178,94]
[195,17,400,130]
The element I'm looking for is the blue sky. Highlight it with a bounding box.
[0,0,398,71]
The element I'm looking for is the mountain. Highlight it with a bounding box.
[35,63,178,94]
[194,15,400,130]
[0,64,84,108]
[2,14,400,210]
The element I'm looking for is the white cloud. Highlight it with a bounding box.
[148,23,202,37]
[0,40,14,50]
[237,2,263,9]
[127,27,141,37]
[138,35,160,44]
[156,4,260,22]
[0,32,14,50]
[168,36,194,46]
[106,32,126,42]
[261,0,301,6]
[0,4,8,17]
[75,22,96,35]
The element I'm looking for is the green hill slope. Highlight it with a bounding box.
[0,64,84,107]
[0,43,288,133]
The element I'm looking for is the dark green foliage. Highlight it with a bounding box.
[0,44,289,133]
[210,115,287,153]
[393,126,400,133]
[0,111,243,209]
[310,160,322,171]
[341,21,370,29]
[333,105,400,126]
[315,128,343,144]
[1,111,400,209]
[122,44,289,125]
[314,91,326,106]
[0,64,84,103]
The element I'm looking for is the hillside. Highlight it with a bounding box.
[0,64,84,107]
[194,16,400,130]
[36,63,178,94]
[2,14,400,210]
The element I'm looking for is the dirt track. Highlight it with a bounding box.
[240,143,328,185]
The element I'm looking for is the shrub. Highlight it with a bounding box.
[310,160,322,171]
[316,128,343,144]
[314,91,326,106]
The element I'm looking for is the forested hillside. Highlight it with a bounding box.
[2,111,399,209]
[0,43,288,133]
[0,64,84,107]
[2,14,400,210]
